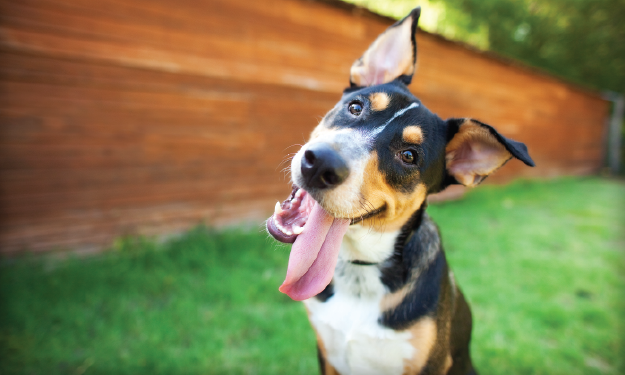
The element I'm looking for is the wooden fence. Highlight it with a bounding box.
[0,0,608,254]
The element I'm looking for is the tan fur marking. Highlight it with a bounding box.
[446,119,512,187]
[369,92,390,111]
[402,126,423,144]
[380,284,413,312]
[443,354,453,373]
[402,317,438,374]
[360,151,427,231]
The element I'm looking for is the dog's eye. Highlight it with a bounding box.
[348,101,363,116]
[400,150,416,164]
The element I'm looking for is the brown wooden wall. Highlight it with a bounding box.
[0,0,608,254]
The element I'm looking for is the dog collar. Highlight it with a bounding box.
[348,259,379,266]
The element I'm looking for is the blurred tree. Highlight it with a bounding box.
[433,0,625,93]
[345,0,625,94]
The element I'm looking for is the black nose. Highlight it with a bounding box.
[300,143,349,189]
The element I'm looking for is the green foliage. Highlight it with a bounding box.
[432,0,625,93]
[1,178,624,374]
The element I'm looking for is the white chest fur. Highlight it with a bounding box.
[303,226,414,375]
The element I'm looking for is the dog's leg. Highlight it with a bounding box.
[317,344,340,375]
[447,288,477,375]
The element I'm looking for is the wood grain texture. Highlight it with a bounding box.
[0,0,608,254]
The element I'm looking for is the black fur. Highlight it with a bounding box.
[332,81,452,196]
[380,250,446,330]
[379,204,426,292]
[315,282,334,302]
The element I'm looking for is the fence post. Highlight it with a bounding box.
[603,92,624,175]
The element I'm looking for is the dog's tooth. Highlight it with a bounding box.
[292,225,304,235]
[276,222,293,237]
[274,218,289,236]
[275,201,282,214]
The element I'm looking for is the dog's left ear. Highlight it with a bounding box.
[445,119,535,187]
[350,7,421,87]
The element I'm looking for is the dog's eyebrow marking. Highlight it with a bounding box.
[403,126,423,144]
[368,102,419,139]
[369,92,390,111]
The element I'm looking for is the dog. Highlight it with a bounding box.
[266,7,534,375]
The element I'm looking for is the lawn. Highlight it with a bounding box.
[1,177,623,375]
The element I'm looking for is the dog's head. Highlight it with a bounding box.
[267,8,534,301]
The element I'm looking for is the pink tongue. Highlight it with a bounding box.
[279,202,350,301]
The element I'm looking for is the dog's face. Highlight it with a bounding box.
[267,7,534,301]
[290,81,447,231]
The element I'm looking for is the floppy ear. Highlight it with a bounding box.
[350,7,420,87]
[445,119,535,187]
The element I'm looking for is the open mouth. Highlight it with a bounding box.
[266,185,313,243]
[267,185,386,243]
[266,185,385,301]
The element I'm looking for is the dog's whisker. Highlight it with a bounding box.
[278,156,295,166]
[277,154,296,168]
[283,144,303,152]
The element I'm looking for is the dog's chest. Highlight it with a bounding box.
[304,227,414,375]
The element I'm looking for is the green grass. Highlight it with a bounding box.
[1,177,623,375]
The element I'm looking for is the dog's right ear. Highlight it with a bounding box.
[350,7,421,87]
